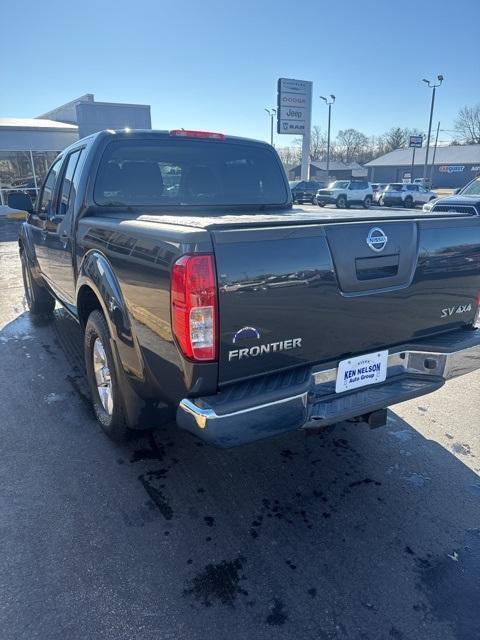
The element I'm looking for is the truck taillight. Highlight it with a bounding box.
[171,254,217,361]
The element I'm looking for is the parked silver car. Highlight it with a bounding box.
[380,183,437,208]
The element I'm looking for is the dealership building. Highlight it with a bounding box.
[365,144,480,188]
[289,160,367,181]
[0,94,151,206]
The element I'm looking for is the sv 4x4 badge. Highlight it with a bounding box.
[441,303,472,318]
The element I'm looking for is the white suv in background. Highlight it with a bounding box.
[380,183,437,208]
[316,180,373,209]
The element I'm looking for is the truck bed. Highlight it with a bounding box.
[137,206,473,230]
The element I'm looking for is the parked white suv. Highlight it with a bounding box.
[316,180,373,209]
[380,183,437,208]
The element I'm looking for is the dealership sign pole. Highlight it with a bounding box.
[409,135,423,183]
[277,79,312,180]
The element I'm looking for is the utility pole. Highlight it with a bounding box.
[422,75,444,184]
[320,95,335,181]
[264,108,276,146]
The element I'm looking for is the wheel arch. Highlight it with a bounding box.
[76,251,149,428]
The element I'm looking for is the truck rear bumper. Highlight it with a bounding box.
[177,329,480,448]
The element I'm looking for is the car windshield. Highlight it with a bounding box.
[329,181,349,189]
[94,138,289,207]
[387,184,403,190]
[461,178,480,197]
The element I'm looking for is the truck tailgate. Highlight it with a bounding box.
[212,216,480,384]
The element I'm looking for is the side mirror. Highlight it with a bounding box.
[7,192,34,214]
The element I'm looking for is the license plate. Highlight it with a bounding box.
[335,350,388,393]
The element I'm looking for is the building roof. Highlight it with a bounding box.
[0,117,78,132]
[311,160,364,171]
[365,144,480,167]
[291,160,364,172]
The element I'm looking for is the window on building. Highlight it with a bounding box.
[0,150,60,206]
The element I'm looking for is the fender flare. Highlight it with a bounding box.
[76,250,149,428]
[18,223,41,280]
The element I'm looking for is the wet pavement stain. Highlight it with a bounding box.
[130,432,166,463]
[451,442,474,457]
[348,478,382,488]
[138,473,173,520]
[204,516,215,527]
[183,556,247,607]
[266,598,288,626]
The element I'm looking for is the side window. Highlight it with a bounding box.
[56,149,83,218]
[38,158,62,216]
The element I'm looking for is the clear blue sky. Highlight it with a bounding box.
[1,0,478,146]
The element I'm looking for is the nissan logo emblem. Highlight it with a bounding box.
[366,227,388,252]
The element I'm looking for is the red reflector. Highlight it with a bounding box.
[169,129,225,140]
[171,255,217,361]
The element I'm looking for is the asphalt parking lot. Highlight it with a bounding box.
[1,217,480,640]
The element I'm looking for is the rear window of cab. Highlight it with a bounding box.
[94,138,289,208]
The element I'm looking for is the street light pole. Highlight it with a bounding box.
[264,108,276,146]
[422,75,443,184]
[429,120,441,185]
[320,95,335,181]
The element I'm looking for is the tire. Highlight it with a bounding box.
[317,201,324,207]
[336,195,347,209]
[363,195,372,209]
[21,251,55,317]
[404,196,414,209]
[84,310,128,441]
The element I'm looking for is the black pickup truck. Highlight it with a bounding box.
[11,129,480,447]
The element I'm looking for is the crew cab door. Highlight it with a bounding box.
[42,148,84,304]
[28,157,63,277]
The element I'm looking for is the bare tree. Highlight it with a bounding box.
[335,129,369,163]
[309,126,328,161]
[455,105,480,144]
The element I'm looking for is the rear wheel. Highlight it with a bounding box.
[84,310,128,441]
[21,251,55,317]
[336,195,347,209]
[404,196,414,209]
[363,195,372,209]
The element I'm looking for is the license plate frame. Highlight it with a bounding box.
[335,350,389,394]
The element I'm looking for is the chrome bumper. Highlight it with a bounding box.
[177,330,480,448]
